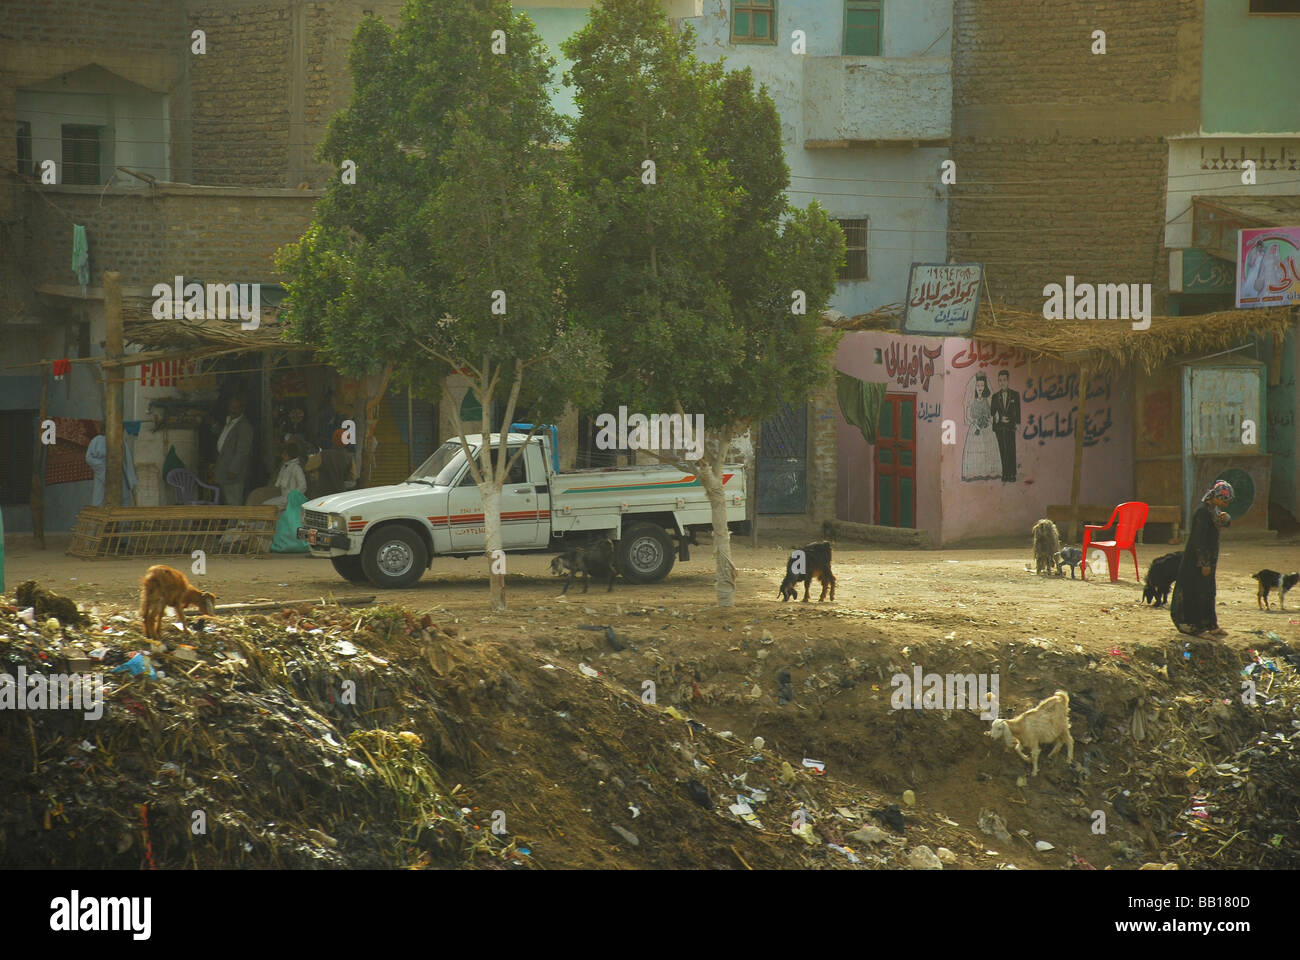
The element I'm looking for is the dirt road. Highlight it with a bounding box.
[8,533,1299,650]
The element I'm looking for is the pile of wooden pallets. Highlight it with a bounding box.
[67,506,278,558]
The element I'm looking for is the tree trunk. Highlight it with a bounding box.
[358,363,393,488]
[482,482,506,611]
[697,431,736,607]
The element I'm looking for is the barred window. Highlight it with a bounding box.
[837,218,869,281]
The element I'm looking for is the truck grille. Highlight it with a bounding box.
[303,510,329,530]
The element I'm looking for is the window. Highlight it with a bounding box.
[458,447,526,486]
[1250,0,1300,12]
[16,121,33,176]
[837,218,869,280]
[844,0,882,56]
[0,410,36,506]
[731,0,776,43]
[61,124,101,185]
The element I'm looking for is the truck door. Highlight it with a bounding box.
[501,444,545,548]
[446,463,489,554]
[523,440,551,547]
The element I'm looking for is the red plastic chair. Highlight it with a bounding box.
[1081,501,1149,582]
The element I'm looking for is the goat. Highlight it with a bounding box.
[779,541,836,602]
[1031,519,1061,576]
[1252,569,1299,610]
[986,689,1073,777]
[1143,552,1182,607]
[550,538,617,595]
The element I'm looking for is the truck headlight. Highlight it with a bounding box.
[328,513,347,533]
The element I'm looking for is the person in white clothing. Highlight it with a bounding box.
[264,441,307,508]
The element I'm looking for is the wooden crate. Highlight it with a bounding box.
[68,506,278,559]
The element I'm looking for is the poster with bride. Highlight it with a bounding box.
[1236,226,1300,309]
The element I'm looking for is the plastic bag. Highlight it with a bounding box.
[271,489,310,553]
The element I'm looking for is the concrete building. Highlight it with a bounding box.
[1161,0,1300,522]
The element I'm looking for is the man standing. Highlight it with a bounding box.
[214,396,253,506]
[990,369,1020,483]
[85,433,138,506]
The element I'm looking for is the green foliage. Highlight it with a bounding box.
[276,0,605,424]
[564,0,843,437]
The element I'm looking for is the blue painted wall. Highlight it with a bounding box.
[518,5,591,119]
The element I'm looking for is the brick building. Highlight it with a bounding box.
[0,0,431,533]
[947,0,1203,313]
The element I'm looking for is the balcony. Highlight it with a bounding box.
[802,56,951,148]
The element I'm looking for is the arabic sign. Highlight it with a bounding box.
[903,263,983,334]
[1236,226,1300,309]
[884,340,943,392]
[949,340,1031,371]
[1170,248,1234,295]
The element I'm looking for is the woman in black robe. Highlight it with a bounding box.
[1171,480,1233,638]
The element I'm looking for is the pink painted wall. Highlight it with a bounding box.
[835,333,1135,545]
[939,339,1133,544]
[835,332,945,531]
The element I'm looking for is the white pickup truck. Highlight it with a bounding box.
[298,430,748,588]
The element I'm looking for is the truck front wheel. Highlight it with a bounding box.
[361,525,428,589]
[330,555,369,584]
[618,523,676,584]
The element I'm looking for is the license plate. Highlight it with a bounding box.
[307,528,318,545]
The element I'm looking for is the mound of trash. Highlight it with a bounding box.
[2,580,1295,870]
[0,584,973,870]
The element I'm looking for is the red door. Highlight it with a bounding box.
[874,393,916,528]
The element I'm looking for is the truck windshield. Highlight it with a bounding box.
[407,441,473,486]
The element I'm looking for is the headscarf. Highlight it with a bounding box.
[1202,479,1234,528]
[1201,480,1234,504]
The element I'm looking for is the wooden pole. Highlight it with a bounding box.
[103,272,124,508]
[1069,363,1089,543]
[31,369,48,549]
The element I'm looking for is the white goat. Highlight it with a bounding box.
[986,689,1074,776]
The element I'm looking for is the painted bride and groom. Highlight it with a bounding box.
[962,370,1021,483]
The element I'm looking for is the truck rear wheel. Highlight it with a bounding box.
[618,523,675,584]
[330,555,369,584]
[361,525,428,589]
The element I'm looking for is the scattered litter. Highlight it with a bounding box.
[578,663,600,678]
[907,845,942,870]
[902,789,916,807]
[610,824,639,847]
[802,758,826,774]
[752,736,765,751]
[1035,840,1055,852]
[110,653,156,680]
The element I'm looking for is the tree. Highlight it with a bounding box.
[564,0,844,606]
[278,0,605,610]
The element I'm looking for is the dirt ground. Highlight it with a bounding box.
[3,531,1298,870]
[7,531,1299,647]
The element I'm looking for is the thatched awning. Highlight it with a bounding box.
[830,302,1297,373]
[124,301,314,358]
